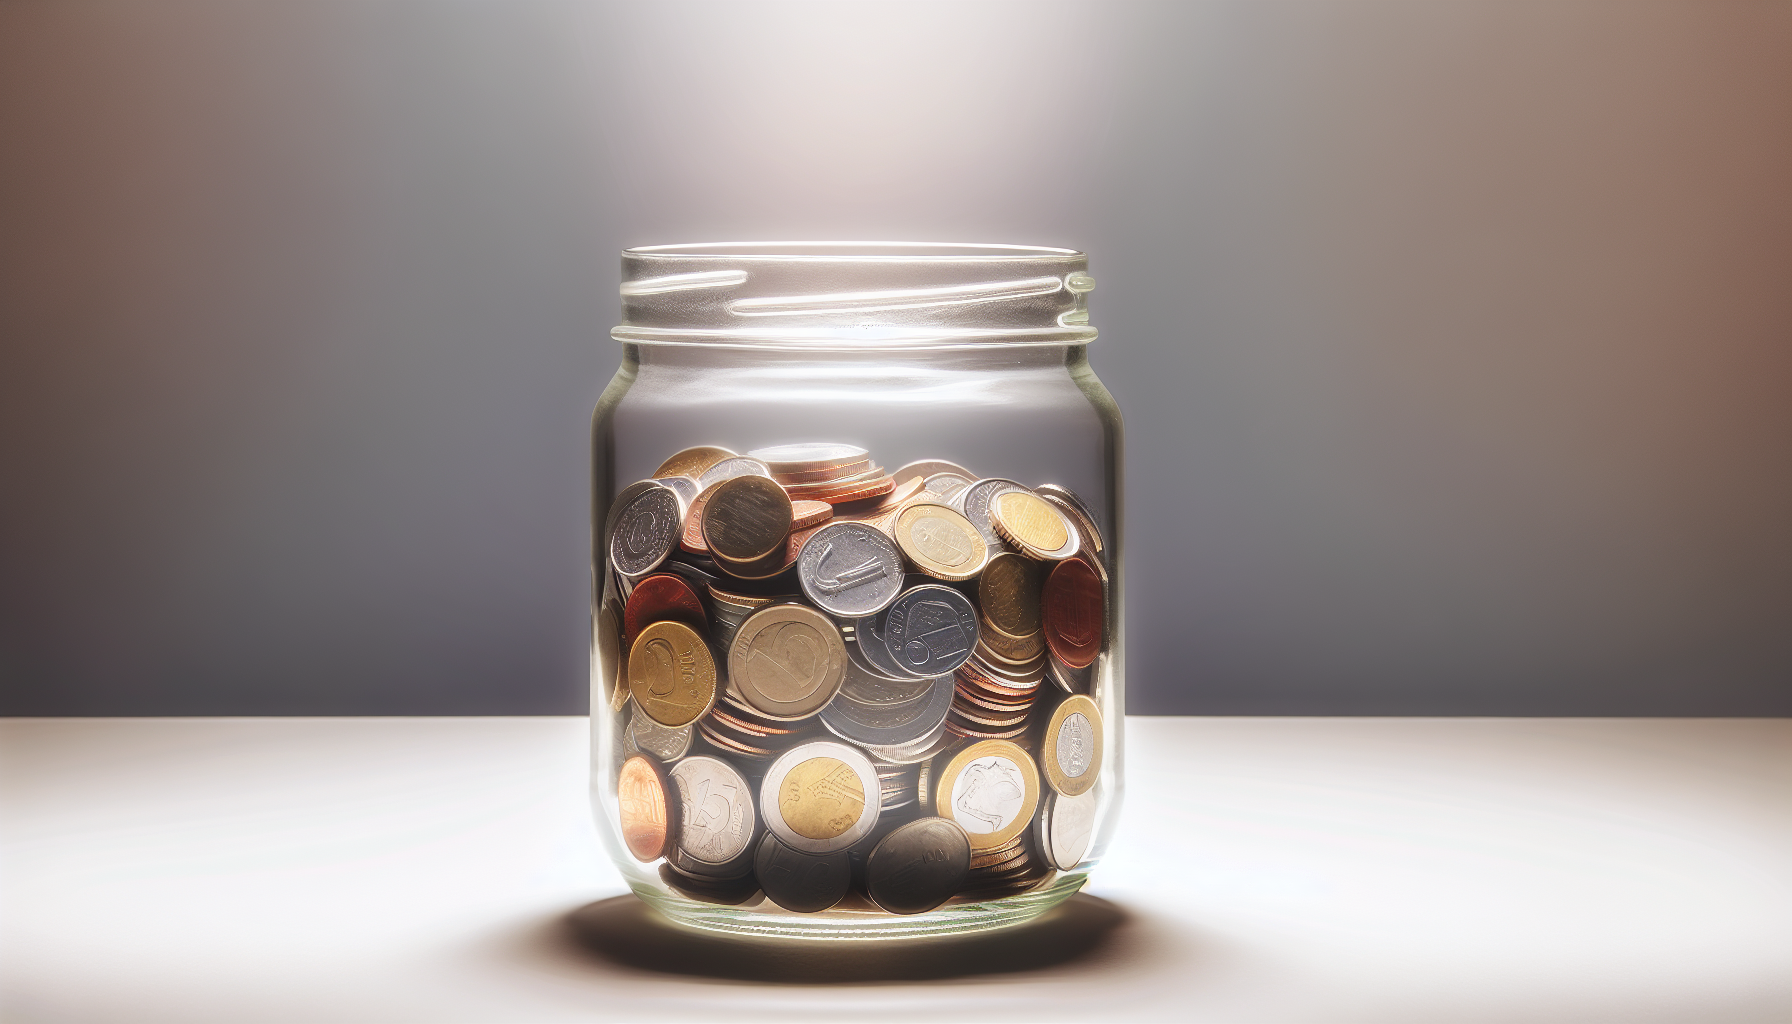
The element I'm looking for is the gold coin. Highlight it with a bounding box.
[653,445,736,479]
[598,596,632,712]
[617,754,677,861]
[778,755,867,840]
[1042,695,1102,797]
[893,503,989,581]
[989,491,1078,561]
[627,621,718,727]
[977,552,1045,637]
[727,604,848,720]
[934,739,1041,852]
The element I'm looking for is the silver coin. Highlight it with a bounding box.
[654,475,701,506]
[820,674,954,747]
[922,472,974,501]
[747,442,868,472]
[1035,789,1097,870]
[882,584,979,677]
[836,658,936,707]
[917,758,933,807]
[857,715,952,764]
[849,608,931,680]
[667,756,758,877]
[1046,653,1090,694]
[954,478,1031,548]
[796,521,903,617]
[1055,711,1096,781]
[696,456,774,488]
[629,705,693,762]
[609,482,683,577]
[892,460,976,489]
[866,817,972,915]
[759,741,881,855]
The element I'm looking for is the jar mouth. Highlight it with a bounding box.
[616,241,1095,349]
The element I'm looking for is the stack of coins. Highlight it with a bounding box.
[606,443,1111,916]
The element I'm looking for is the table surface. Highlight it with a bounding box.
[2,717,1787,1023]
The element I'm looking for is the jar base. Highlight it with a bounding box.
[632,870,1091,940]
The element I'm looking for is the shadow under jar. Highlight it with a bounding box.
[589,243,1123,939]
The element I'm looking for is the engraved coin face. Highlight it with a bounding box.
[978,552,1045,637]
[935,739,1040,851]
[628,704,693,762]
[1043,789,1097,870]
[653,446,736,480]
[760,741,880,854]
[754,834,852,914]
[850,608,930,680]
[954,478,1029,547]
[668,756,756,872]
[627,621,717,727]
[609,483,683,577]
[866,816,972,915]
[1043,556,1104,670]
[883,584,979,677]
[893,503,989,581]
[701,475,792,565]
[990,490,1079,561]
[617,754,676,862]
[1043,695,1102,796]
[796,521,903,617]
[696,456,774,488]
[728,604,847,720]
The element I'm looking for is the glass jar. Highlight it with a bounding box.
[588,243,1122,938]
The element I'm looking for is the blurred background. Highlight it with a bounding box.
[1,0,1787,716]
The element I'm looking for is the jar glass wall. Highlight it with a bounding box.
[589,244,1122,938]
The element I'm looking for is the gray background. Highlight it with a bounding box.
[2,0,1788,716]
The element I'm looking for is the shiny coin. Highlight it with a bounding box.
[667,755,758,878]
[934,739,1041,852]
[701,475,792,566]
[836,658,936,706]
[609,482,684,578]
[883,584,979,677]
[696,456,774,488]
[978,551,1045,638]
[774,458,873,485]
[1035,788,1097,870]
[790,499,834,530]
[892,503,989,581]
[865,817,972,915]
[728,604,848,721]
[922,472,974,500]
[848,608,930,680]
[627,621,718,727]
[858,716,953,764]
[1042,694,1102,796]
[748,442,869,473]
[1043,556,1104,670]
[954,478,1030,548]
[892,459,975,489]
[796,521,903,617]
[654,446,736,479]
[1034,483,1105,559]
[760,741,880,854]
[820,674,955,748]
[622,572,708,646]
[989,490,1079,561]
[654,476,701,506]
[617,754,678,862]
[754,834,852,913]
[628,704,694,762]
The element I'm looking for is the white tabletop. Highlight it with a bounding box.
[2,717,1787,1023]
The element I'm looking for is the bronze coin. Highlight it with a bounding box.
[1043,557,1103,669]
[627,621,718,727]
[653,446,736,480]
[622,573,709,646]
[774,458,874,484]
[808,475,897,506]
[701,475,793,564]
[978,552,1045,637]
[618,754,678,862]
[790,500,834,531]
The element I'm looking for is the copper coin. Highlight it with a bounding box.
[1043,556,1103,669]
[810,475,897,505]
[774,458,874,484]
[618,754,678,862]
[653,446,736,479]
[702,475,793,565]
[622,573,708,646]
[790,500,834,531]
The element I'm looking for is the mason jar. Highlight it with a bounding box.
[589,242,1122,938]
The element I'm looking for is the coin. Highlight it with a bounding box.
[628,704,694,762]
[654,446,736,479]
[865,817,972,915]
[627,621,718,727]
[796,521,903,617]
[978,552,1045,637]
[622,572,708,646]
[596,596,630,712]
[728,604,848,720]
[760,741,880,854]
[934,739,1041,851]
[835,657,936,706]
[696,456,774,488]
[1042,694,1101,796]
[820,674,955,748]
[1046,651,1090,695]
[892,459,975,489]
[989,490,1079,561]
[754,834,852,913]
[659,863,760,905]
[922,472,974,500]
[790,499,834,530]
[1043,556,1103,670]
[654,476,701,506]
[609,482,683,577]
[1034,484,1105,559]
[617,754,678,862]
[667,755,758,878]
[892,503,989,581]
[954,478,1030,547]
[848,607,930,680]
[748,442,869,473]
[883,584,979,677]
[1035,788,1097,870]
[701,475,792,565]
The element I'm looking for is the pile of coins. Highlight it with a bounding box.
[604,443,1109,916]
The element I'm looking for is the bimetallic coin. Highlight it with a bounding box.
[892,459,976,490]
[989,490,1080,561]
[696,456,774,488]
[628,704,694,762]
[883,584,979,677]
[820,674,955,748]
[892,503,989,581]
[865,817,972,915]
[1034,484,1106,558]
[622,572,708,646]
[1043,556,1104,670]
[1042,694,1102,796]
[609,482,683,578]
[760,741,881,854]
[796,521,903,617]
[701,475,792,566]
[728,604,848,721]
[934,739,1041,852]
[1036,788,1097,870]
[627,621,718,727]
[654,446,736,480]
[954,478,1030,548]
[754,834,852,914]
[748,442,869,473]
[978,552,1045,638]
[668,756,757,877]
[617,754,678,862]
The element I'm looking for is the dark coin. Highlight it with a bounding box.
[883,584,979,677]
[1043,557,1103,670]
[754,834,853,913]
[866,817,973,915]
[658,863,760,906]
[622,573,708,646]
[701,475,793,565]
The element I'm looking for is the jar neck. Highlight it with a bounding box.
[620,342,1090,374]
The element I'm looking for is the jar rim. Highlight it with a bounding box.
[625,241,1083,261]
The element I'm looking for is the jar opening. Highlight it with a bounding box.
[627,241,1081,261]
